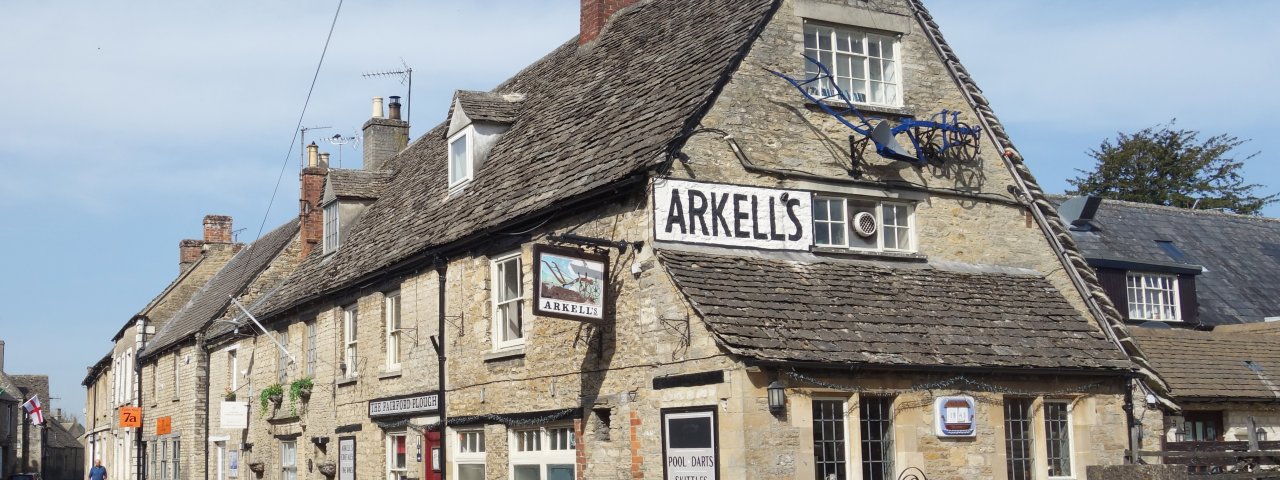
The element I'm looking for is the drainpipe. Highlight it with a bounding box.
[434,258,448,480]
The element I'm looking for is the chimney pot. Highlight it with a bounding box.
[307,142,320,168]
[388,96,402,120]
[319,153,330,168]
[372,96,385,119]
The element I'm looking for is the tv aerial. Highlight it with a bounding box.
[767,55,981,174]
[326,132,361,168]
[363,59,413,126]
[300,126,331,167]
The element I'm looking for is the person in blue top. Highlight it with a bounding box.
[88,459,107,480]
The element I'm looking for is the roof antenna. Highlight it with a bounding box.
[362,59,413,126]
[300,126,332,168]
[326,132,361,169]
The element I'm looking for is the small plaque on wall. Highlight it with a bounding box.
[934,395,976,437]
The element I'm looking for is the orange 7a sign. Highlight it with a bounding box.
[119,407,142,428]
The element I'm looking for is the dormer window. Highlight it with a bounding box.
[323,202,340,253]
[448,127,474,190]
[1126,272,1181,321]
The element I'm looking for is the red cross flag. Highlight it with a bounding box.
[21,396,44,425]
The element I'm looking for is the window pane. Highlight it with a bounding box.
[1004,399,1034,480]
[868,38,881,58]
[450,136,468,182]
[548,465,575,480]
[804,26,818,49]
[860,396,894,480]
[514,465,541,480]
[457,465,485,480]
[817,27,832,50]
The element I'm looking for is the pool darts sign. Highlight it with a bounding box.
[533,245,609,323]
[935,395,977,437]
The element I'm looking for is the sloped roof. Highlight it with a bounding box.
[1062,198,1280,326]
[1131,326,1280,401]
[0,370,19,402]
[327,169,394,200]
[659,249,1132,371]
[256,0,778,318]
[142,219,300,358]
[44,419,83,449]
[453,90,523,124]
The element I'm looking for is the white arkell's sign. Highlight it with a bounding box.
[220,402,248,430]
[339,437,356,480]
[654,179,812,250]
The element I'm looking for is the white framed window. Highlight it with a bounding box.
[280,440,297,480]
[386,432,408,480]
[158,441,168,480]
[385,291,402,370]
[227,347,239,392]
[277,328,291,384]
[448,128,474,189]
[509,425,576,480]
[880,202,913,252]
[492,252,524,351]
[324,202,340,254]
[305,321,317,377]
[1126,272,1181,321]
[814,197,848,247]
[173,354,181,399]
[172,440,181,480]
[803,22,902,107]
[813,198,915,253]
[454,429,486,480]
[125,348,134,403]
[1044,401,1074,479]
[343,304,359,376]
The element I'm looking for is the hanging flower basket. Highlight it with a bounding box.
[248,462,266,475]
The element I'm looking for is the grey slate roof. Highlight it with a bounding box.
[453,90,523,124]
[327,169,394,200]
[659,249,1132,371]
[1130,326,1280,401]
[1061,198,1280,326]
[142,218,299,357]
[256,0,777,318]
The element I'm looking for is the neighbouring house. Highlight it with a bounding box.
[81,215,241,480]
[1057,196,1280,455]
[1,341,20,478]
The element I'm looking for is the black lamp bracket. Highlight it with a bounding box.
[547,232,641,254]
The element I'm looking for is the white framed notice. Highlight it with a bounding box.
[220,402,248,430]
[661,407,719,480]
[339,436,357,480]
[654,179,812,250]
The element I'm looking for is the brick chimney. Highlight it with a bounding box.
[179,239,204,272]
[362,96,409,171]
[580,0,640,45]
[299,142,328,258]
[203,215,233,243]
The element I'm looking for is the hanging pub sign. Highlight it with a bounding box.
[661,407,719,480]
[221,401,249,429]
[533,244,608,323]
[654,178,812,250]
[934,395,977,437]
[338,437,357,480]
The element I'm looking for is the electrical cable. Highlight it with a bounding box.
[254,0,345,242]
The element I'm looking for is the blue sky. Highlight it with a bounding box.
[1,1,1277,422]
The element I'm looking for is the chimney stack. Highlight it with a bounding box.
[362,96,409,171]
[580,0,641,45]
[179,239,204,272]
[300,144,329,258]
[203,215,233,244]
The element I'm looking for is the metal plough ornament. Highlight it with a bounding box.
[767,55,982,167]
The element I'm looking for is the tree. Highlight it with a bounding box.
[1067,120,1276,215]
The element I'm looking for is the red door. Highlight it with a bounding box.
[424,430,442,480]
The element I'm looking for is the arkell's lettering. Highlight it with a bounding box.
[656,180,809,250]
[541,299,600,317]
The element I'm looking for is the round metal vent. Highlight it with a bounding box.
[853,211,878,238]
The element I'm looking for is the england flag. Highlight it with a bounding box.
[21,396,44,425]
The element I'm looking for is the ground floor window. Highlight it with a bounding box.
[1182,410,1223,441]
[812,399,848,480]
[510,424,575,480]
[280,440,297,480]
[1004,398,1035,480]
[1044,401,1073,478]
[386,432,408,480]
[860,396,894,480]
[811,396,895,480]
[454,429,486,480]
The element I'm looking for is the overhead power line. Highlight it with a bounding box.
[255,0,345,242]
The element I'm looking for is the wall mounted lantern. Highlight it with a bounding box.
[767,381,785,414]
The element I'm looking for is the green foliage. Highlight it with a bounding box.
[259,384,284,416]
[1067,120,1277,215]
[288,377,314,402]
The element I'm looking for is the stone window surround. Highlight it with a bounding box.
[1003,396,1081,480]
[811,194,916,254]
[809,394,897,480]
[452,427,486,480]
[508,423,576,480]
